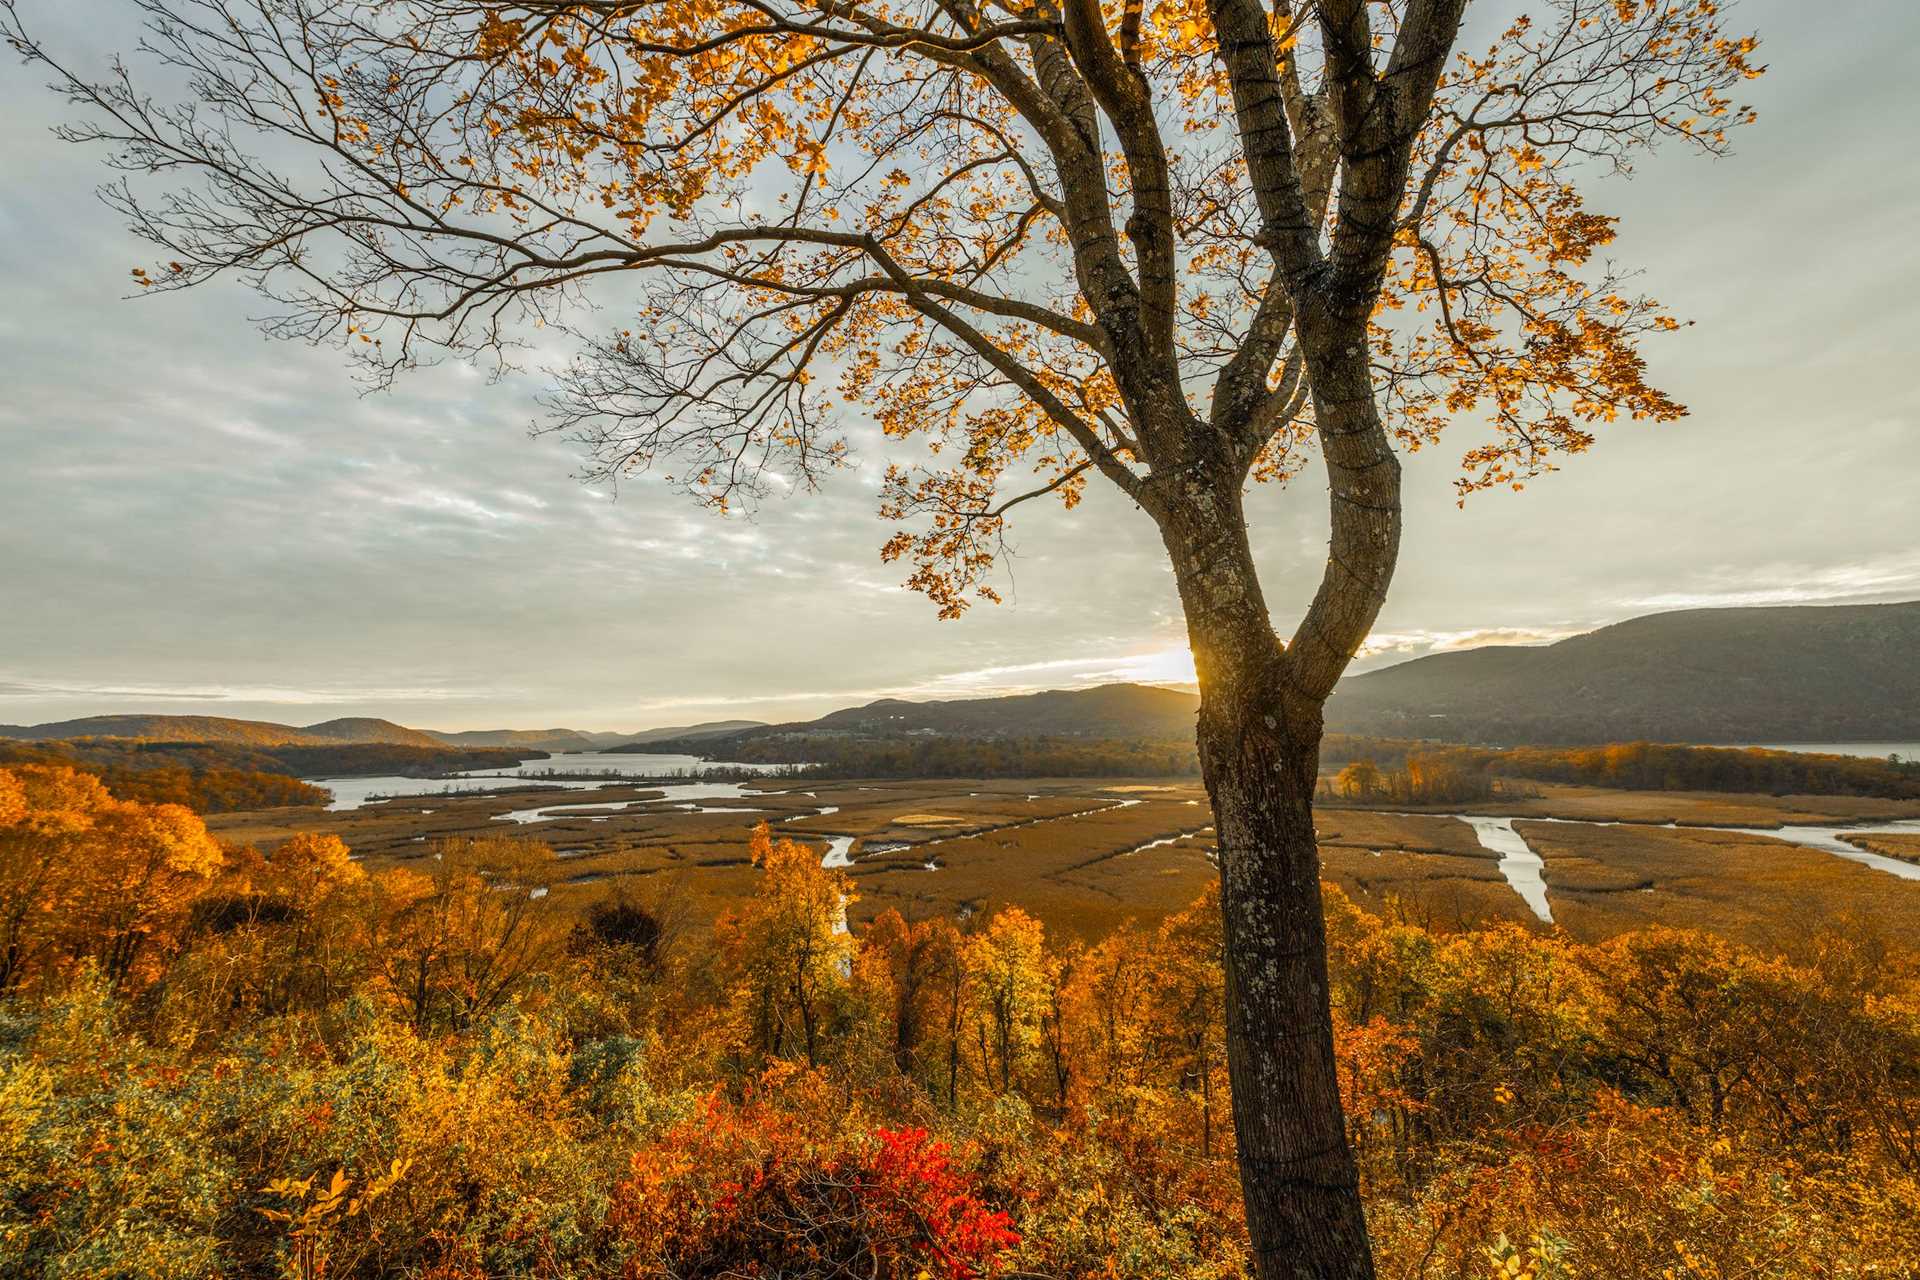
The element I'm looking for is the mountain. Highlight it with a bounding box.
[636,603,1920,757]
[3,714,450,750]
[9,603,1910,757]
[626,685,1199,756]
[613,720,768,747]
[814,685,1198,738]
[425,728,603,752]
[0,712,766,755]
[1325,601,1920,744]
[298,717,445,747]
[0,714,360,747]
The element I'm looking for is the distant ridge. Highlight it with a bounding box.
[636,603,1920,755]
[424,727,602,753]
[612,720,771,748]
[0,712,769,754]
[0,713,440,748]
[1325,601,1920,744]
[7,603,1913,753]
[624,684,1201,756]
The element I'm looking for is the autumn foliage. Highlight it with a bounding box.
[615,1084,1017,1280]
[0,763,1915,1277]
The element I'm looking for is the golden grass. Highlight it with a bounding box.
[1520,820,1920,951]
[1839,832,1920,864]
[1312,811,1495,859]
[205,776,1920,954]
[1484,783,1920,826]
[1319,846,1540,933]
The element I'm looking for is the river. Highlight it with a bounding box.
[315,750,792,811]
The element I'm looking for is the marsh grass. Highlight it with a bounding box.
[202,778,1920,952]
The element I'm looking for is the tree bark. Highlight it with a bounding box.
[1165,492,1376,1280]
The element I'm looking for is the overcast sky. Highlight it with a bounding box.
[2,1,1916,733]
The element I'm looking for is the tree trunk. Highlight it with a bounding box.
[1204,708,1371,1280]
[1167,500,1375,1280]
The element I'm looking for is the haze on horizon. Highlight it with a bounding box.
[2,0,1917,734]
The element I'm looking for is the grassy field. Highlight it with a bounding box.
[1323,780,1920,826]
[1521,820,1920,950]
[1842,831,1920,864]
[204,774,1920,951]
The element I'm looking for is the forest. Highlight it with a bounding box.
[0,741,329,813]
[4,761,1915,1278]
[1468,741,1920,798]
[703,731,1920,800]
[0,740,540,814]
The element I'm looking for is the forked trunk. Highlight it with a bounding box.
[1168,502,1374,1280]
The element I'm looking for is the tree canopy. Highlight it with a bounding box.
[6,0,1758,630]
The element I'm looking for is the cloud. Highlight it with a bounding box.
[1619,552,1920,612]
[1353,626,1583,667]
[0,675,499,705]
[4,0,1918,731]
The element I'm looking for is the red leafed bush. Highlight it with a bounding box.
[615,1096,1017,1279]
[858,1127,1020,1277]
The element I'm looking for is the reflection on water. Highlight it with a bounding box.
[493,780,760,824]
[1718,820,1920,881]
[317,750,790,811]
[1458,816,1555,924]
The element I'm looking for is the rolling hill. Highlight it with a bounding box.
[0,712,769,755]
[8,603,1912,758]
[625,684,1202,757]
[614,720,768,747]
[0,713,441,748]
[418,723,766,751]
[635,603,1920,757]
[424,728,603,752]
[1324,601,1920,744]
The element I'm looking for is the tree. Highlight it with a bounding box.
[1334,759,1384,801]
[365,835,564,1032]
[0,765,107,991]
[857,907,963,1081]
[0,764,226,991]
[5,0,1761,1270]
[716,822,855,1067]
[963,906,1050,1094]
[1154,882,1229,1157]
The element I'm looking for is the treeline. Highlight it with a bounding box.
[1320,753,1508,806]
[0,740,326,813]
[1315,738,1920,802]
[264,741,535,778]
[700,731,1428,780]
[734,733,1204,779]
[1476,740,1920,798]
[3,761,1917,1278]
[0,737,542,813]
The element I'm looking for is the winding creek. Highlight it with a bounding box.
[317,750,791,811]
[492,780,761,824]
[1454,814,1920,925]
[1457,817,1555,924]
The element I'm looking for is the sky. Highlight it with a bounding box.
[2,1,1917,733]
